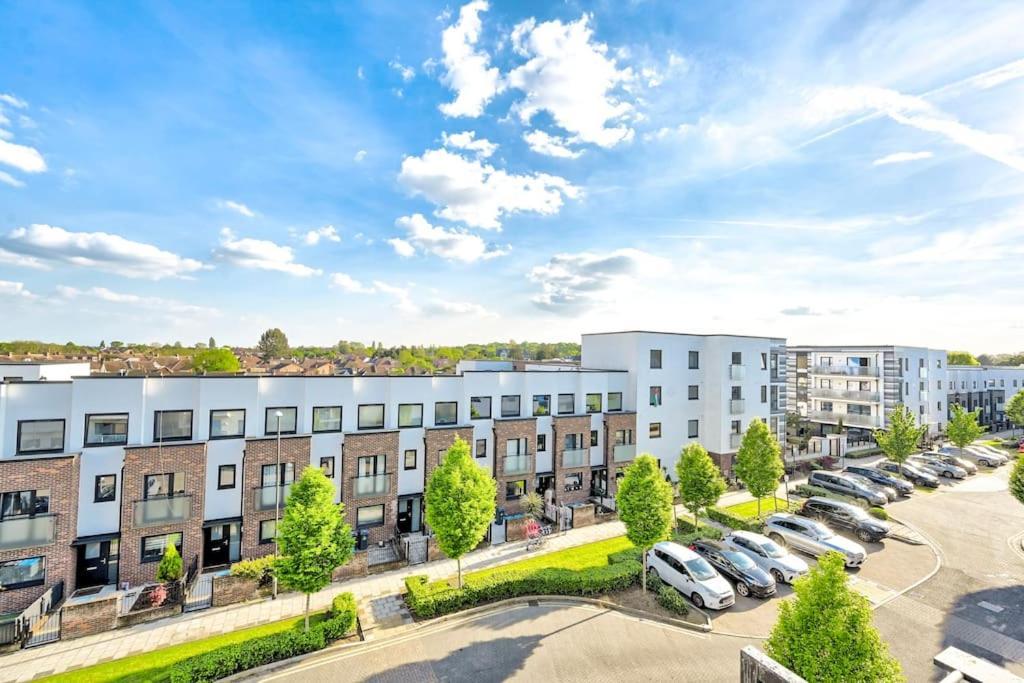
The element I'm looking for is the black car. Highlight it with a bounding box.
[796,497,890,543]
[876,460,940,488]
[844,465,914,496]
[689,539,776,598]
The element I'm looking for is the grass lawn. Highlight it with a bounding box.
[463,536,633,585]
[43,611,327,683]
[723,497,793,519]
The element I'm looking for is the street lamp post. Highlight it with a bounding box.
[272,410,283,599]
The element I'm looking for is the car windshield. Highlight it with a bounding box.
[684,557,718,581]
[723,550,756,570]
[760,540,786,558]
[845,506,869,520]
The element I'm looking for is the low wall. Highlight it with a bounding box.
[507,517,532,542]
[117,603,181,629]
[571,504,596,528]
[62,596,119,640]
[333,551,368,581]
[211,575,261,608]
[740,646,806,683]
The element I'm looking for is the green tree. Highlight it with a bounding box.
[155,543,183,583]
[766,552,903,682]
[424,437,496,588]
[1010,457,1024,508]
[874,404,928,476]
[675,443,727,528]
[1006,390,1024,437]
[734,419,785,516]
[257,328,289,358]
[616,454,674,592]
[275,467,354,631]
[208,336,216,349]
[192,348,241,373]
[946,404,984,457]
[947,350,980,366]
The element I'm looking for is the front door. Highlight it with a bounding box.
[76,540,119,589]
[396,496,422,534]
[203,524,239,568]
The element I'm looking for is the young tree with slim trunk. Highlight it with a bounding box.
[766,552,903,682]
[946,404,984,457]
[275,467,354,631]
[874,404,928,477]
[616,454,674,593]
[1006,390,1024,437]
[734,419,785,516]
[425,437,496,589]
[675,443,727,528]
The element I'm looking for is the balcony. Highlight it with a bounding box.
[729,433,744,449]
[562,448,587,468]
[134,496,191,528]
[253,484,292,512]
[503,454,533,476]
[729,364,745,381]
[0,514,57,551]
[808,387,880,403]
[811,365,879,378]
[807,410,881,429]
[613,444,636,463]
[730,399,745,414]
[352,474,390,499]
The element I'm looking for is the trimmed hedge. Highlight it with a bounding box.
[230,555,276,585]
[675,518,724,538]
[169,592,357,683]
[868,507,889,521]
[657,584,690,616]
[706,507,764,532]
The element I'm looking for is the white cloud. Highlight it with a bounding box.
[507,15,635,148]
[302,225,340,246]
[329,272,375,293]
[0,280,34,299]
[354,149,367,162]
[56,285,219,316]
[523,130,582,159]
[2,224,204,280]
[425,299,497,318]
[442,130,497,158]
[391,214,509,262]
[216,199,256,218]
[215,228,322,277]
[372,280,416,314]
[0,246,47,269]
[0,139,46,173]
[529,248,669,313]
[398,147,579,229]
[356,66,365,80]
[0,94,27,109]
[870,215,1024,266]
[0,128,12,140]
[872,151,934,166]
[0,169,25,187]
[389,59,415,82]
[438,0,503,117]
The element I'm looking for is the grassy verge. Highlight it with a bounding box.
[464,536,633,584]
[44,611,327,683]
[723,497,794,520]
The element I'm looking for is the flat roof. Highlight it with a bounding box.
[582,330,785,341]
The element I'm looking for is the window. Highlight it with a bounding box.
[505,480,527,499]
[731,351,742,365]
[265,407,297,435]
[356,505,385,528]
[356,454,386,478]
[501,395,521,418]
[0,557,45,590]
[261,462,294,487]
[649,386,662,407]
[313,406,342,433]
[209,409,245,439]
[398,404,423,428]
[650,349,662,369]
[358,404,385,430]
[506,438,528,456]
[688,420,699,438]
[557,394,575,414]
[1,489,50,517]
[154,410,192,441]
[614,429,634,445]
[761,385,768,403]
[586,393,602,413]
[688,385,699,400]
[404,449,417,470]
[649,422,662,439]
[95,474,117,502]
[590,430,599,447]
[731,386,742,400]
[320,457,335,478]
[821,401,834,412]
[607,392,622,411]
[144,472,184,498]
[84,413,128,446]
[760,353,768,370]
[142,532,182,563]
[564,473,583,491]
[688,351,699,369]
[258,520,276,544]
[532,394,551,416]
[217,465,236,490]
[537,434,547,452]
[469,397,491,420]
[434,402,458,426]
[16,419,64,455]
[475,439,487,458]
[731,420,741,434]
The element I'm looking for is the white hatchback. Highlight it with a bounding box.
[647,541,735,610]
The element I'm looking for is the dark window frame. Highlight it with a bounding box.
[688,419,699,439]
[94,474,117,502]
[557,393,575,415]
[397,403,424,428]
[403,449,417,470]
[434,401,458,427]
[505,479,527,500]
[475,439,487,458]
[258,519,277,545]
[470,396,492,420]
[0,556,45,590]
[356,504,385,529]
[650,349,662,369]
[83,412,129,448]
[500,395,522,418]
[590,430,599,447]
[607,392,623,412]
[217,464,236,490]
[357,404,386,430]
[320,457,335,478]
[143,472,185,499]
[209,409,246,440]
[15,419,65,455]
[532,394,551,416]
[141,532,183,563]
[650,422,662,439]
[153,409,193,442]
[585,393,602,414]
[688,350,699,370]
[264,407,297,436]
[688,385,699,400]
[1,489,50,518]
[537,434,547,452]
[312,405,343,433]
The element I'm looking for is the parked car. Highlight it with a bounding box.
[961,445,1009,466]
[930,452,977,474]
[843,465,914,496]
[876,460,940,487]
[646,541,736,610]
[722,530,809,585]
[843,473,898,501]
[689,539,777,598]
[763,513,868,568]
[909,454,967,479]
[796,497,890,543]
[807,470,889,506]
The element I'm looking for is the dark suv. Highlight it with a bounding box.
[689,539,776,598]
[876,460,940,488]
[844,465,914,496]
[796,497,890,543]
[807,470,888,506]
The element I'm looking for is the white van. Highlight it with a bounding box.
[647,541,735,610]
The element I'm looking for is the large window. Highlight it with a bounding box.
[585,393,602,413]
[0,556,45,590]
[265,407,297,435]
[505,480,526,500]
[607,393,622,412]
[357,455,386,477]
[356,505,385,528]
[501,395,521,418]
[557,394,575,415]
[94,475,117,502]
[615,429,634,445]
[84,413,128,447]
[144,472,184,499]
[258,520,276,544]
[650,349,662,369]
[16,419,64,455]
[434,402,458,426]
[532,395,551,416]
[209,409,245,439]
[398,404,423,428]
[141,532,182,563]
[261,463,294,487]
[470,396,491,419]
[154,410,192,442]
[358,404,385,430]
[217,465,236,490]
[1,489,50,518]
[312,406,342,433]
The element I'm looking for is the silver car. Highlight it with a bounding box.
[844,473,898,502]
[909,454,967,479]
[763,512,867,568]
[961,445,1009,466]
[722,530,810,584]
[932,453,977,474]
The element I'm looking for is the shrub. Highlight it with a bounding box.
[706,507,764,533]
[169,591,357,683]
[656,585,690,616]
[607,547,643,565]
[231,555,276,586]
[156,544,183,583]
[868,507,889,521]
[675,518,724,538]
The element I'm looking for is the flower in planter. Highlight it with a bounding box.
[151,584,168,608]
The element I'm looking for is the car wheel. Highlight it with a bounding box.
[770,569,785,584]
[856,529,873,543]
[768,532,786,547]
[942,471,953,478]
[690,592,705,609]
[980,459,990,467]
[648,568,661,583]
[736,581,750,597]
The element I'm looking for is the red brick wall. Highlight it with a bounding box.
[493,418,537,514]
[240,435,312,561]
[423,427,474,487]
[552,415,593,506]
[0,454,79,613]
[604,412,637,498]
[119,444,206,587]
[342,431,399,546]
[61,595,118,639]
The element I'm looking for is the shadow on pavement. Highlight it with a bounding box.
[940,585,1024,671]
[358,634,542,682]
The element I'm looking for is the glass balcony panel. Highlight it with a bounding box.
[0,514,57,551]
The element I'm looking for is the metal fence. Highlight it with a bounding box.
[1,580,65,648]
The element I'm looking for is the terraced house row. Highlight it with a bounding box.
[0,331,789,616]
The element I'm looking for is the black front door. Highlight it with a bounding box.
[76,540,118,589]
[203,525,231,567]
[396,496,422,534]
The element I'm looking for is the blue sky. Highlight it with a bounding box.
[2,1,1023,350]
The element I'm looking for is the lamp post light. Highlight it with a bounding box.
[272,410,283,599]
